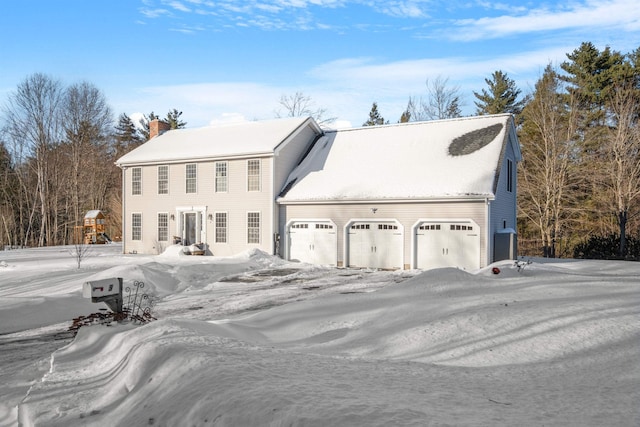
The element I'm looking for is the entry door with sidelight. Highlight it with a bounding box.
[178,209,205,246]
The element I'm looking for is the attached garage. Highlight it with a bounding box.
[278,114,521,270]
[287,220,337,266]
[414,220,480,271]
[347,221,403,269]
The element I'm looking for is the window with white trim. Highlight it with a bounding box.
[215,212,227,243]
[247,159,261,191]
[158,165,168,195]
[186,163,197,194]
[157,213,168,241]
[132,213,142,240]
[132,167,142,195]
[247,212,260,244]
[507,159,513,193]
[215,162,228,192]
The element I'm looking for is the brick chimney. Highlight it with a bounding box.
[149,119,171,140]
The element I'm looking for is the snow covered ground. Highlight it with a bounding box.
[1,244,639,426]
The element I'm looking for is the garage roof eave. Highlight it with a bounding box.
[277,195,495,205]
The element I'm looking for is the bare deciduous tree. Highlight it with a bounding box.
[3,73,64,246]
[407,76,462,121]
[62,81,113,241]
[518,65,581,257]
[599,79,640,256]
[276,92,336,127]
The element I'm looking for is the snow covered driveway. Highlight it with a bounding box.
[1,245,639,426]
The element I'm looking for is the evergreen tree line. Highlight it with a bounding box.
[1,42,639,260]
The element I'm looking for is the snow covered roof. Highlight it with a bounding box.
[116,116,317,166]
[84,210,103,218]
[279,114,518,202]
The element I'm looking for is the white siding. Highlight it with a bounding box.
[489,133,519,261]
[123,157,276,255]
[271,122,322,249]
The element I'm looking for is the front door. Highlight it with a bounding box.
[183,212,197,245]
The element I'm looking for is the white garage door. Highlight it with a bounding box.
[288,221,337,266]
[415,220,480,270]
[348,221,403,269]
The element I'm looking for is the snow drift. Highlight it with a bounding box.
[1,246,638,426]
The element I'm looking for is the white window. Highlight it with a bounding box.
[215,162,227,192]
[247,212,260,244]
[247,159,261,191]
[186,163,197,194]
[158,213,168,241]
[158,165,168,195]
[507,159,513,193]
[132,213,142,240]
[215,212,227,243]
[132,167,142,195]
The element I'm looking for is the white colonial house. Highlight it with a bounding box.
[116,117,323,256]
[117,114,521,271]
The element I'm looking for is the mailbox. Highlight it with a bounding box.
[83,278,121,299]
[83,277,123,313]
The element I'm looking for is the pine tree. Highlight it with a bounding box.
[165,108,187,129]
[473,70,526,116]
[138,110,187,140]
[114,113,144,157]
[138,111,158,141]
[363,102,386,126]
[560,42,625,131]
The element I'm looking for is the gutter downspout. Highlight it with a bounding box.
[485,197,491,267]
[271,156,277,256]
[121,166,126,254]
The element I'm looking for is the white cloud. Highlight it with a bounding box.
[126,82,284,126]
[208,112,250,125]
[118,43,576,129]
[138,0,431,30]
[139,7,171,18]
[167,1,191,12]
[451,0,640,41]
[376,1,431,18]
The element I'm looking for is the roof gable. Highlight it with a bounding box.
[279,114,518,202]
[116,116,319,166]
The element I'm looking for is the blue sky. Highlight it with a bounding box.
[1,0,639,128]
